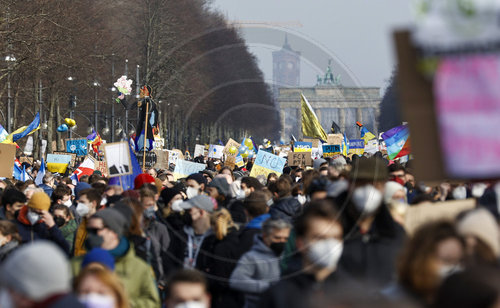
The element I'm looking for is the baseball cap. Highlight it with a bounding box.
[180,195,218,213]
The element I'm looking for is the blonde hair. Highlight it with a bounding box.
[74,264,130,308]
[210,208,238,240]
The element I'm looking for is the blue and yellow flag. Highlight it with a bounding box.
[356,121,376,144]
[2,113,40,144]
[301,93,328,141]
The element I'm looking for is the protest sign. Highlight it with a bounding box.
[95,161,107,175]
[288,152,312,167]
[65,138,88,156]
[235,155,244,168]
[302,138,320,148]
[136,151,158,169]
[153,150,169,169]
[250,150,286,178]
[24,136,33,156]
[293,141,312,152]
[153,137,164,150]
[173,159,206,180]
[208,145,224,159]
[168,150,180,165]
[364,139,379,154]
[225,155,236,170]
[0,144,16,178]
[223,138,241,157]
[53,151,76,167]
[47,153,72,173]
[322,144,341,157]
[327,134,343,145]
[311,147,321,160]
[349,139,365,156]
[103,142,132,178]
[194,144,205,158]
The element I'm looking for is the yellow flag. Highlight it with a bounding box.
[1,126,27,144]
[301,93,328,141]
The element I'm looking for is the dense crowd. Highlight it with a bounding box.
[0,152,499,308]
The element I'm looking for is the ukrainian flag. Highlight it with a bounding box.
[2,113,40,144]
[301,93,328,141]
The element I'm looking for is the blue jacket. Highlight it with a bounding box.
[38,184,53,197]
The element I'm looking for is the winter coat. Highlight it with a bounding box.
[269,196,302,223]
[230,235,282,308]
[144,218,171,286]
[38,293,85,308]
[72,242,160,308]
[235,213,271,259]
[0,241,19,263]
[335,190,406,289]
[72,218,88,257]
[38,184,53,197]
[60,219,78,253]
[225,198,247,225]
[15,206,69,255]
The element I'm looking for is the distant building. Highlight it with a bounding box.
[278,61,380,141]
[272,35,300,105]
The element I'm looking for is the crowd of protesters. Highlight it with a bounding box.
[0,150,499,308]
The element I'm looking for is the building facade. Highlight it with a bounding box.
[272,35,300,104]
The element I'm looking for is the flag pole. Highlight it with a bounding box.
[142,99,149,172]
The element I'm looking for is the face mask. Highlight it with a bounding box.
[171,199,184,212]
[269,242,286,256]
[27,210,40,225]
[471,183,487,198]
[182,212,193,226]
[76,202,90,217]
[352,185,383,216]
[63,199,73,207]
[236,189,246,200]
[307,238,343,269]
[438,264,463,280]
[174,301,207,308]
[55,217,66,228]
[144,207,156,220]
[452,186,467,200]
[297,194,307,205]
[85,232,104,250]
[186,187,200,199]
[101,197,108,206]
[13,209,20,219]
[79,293,115,308]
[0,288,13,308]
[295,177,301,183]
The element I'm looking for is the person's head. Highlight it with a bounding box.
[52,204,73,228]
[77,188,102,218]
[186,173,207,198]
[295,199,343,274]
[23,187,43,201]
[51,184,72,207]
[86,208,128,250]
[207,177,230,202]
[140,187,157,220]
[397,221,465,303]
[1,188,27,220]
[267,173,278,185]
[307,177,330,201]
[267,177,292,200]
[0,220,21,246]
[160,187,183,215]
[210,208,237,241]
[219,166,233,179]
[74,265,129,308]
[25,191,51,225]
[42,172,55,187]
[147,168,157,178]
[388,163,406,184]
[243,190,270,220]
[165,269,210,308]
[240,177,264,197]
[262,218,291,256]
[0,241,71,307]
[133,173,155,190]
[180,195,217,228]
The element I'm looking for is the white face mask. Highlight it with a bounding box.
[438,264,463,280]
[471,183,487,198]
[236,189,246,200]
[101,197,108,206]
[295,177,301,183]
[352,185,383,216]
[297,194,307,205]
[79,293,115,308]
[174,301,208,308]
[26,210,41,225]
[307,238,343,269]
[452,186,467,200]
[186,187,200,199]
[171,199,184,212]
[63,199,73,207]
[0,288,13,308]
[76,202,90,217]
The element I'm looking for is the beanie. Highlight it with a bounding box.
[82,248,115,271]
[208,177,230,197]
[160,187,182,205]
[75,182,92,199]
[94,208,128,237]
[457,208,500,257]
[0,241,70,301]
[187,173,207,186]
[134,173,155,190]
[28,191,51,211]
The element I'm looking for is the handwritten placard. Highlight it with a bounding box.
[288,152,312,167]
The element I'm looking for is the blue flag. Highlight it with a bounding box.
[108,142,142,191]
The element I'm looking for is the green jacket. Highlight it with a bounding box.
[60,219,78,253]
[72,243,160,308]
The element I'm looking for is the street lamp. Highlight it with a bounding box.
[67,76,76,138]
[93,81,100,132]
[5,55,16,132]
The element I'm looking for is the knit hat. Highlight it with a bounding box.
[187,173,207,186]
[180,195,217,213]
[75,182,92,199]
[208,177,230,197]
[27,191,51,211]
[94,208,128,237]
[112,201,134,231]
[457,208,500,257]
[134,173,155,190]
[82,248,115,271]
[349,157,388,182]
[313,158,327,170]
[160,187,182,205]
[0,241,70,301]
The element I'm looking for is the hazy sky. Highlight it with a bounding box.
[211,0,413,91]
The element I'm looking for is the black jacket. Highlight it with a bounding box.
[269,196,302,223]
[335,190,406,289]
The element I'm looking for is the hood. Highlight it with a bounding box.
[246,213,271,229]
[252,235,273,255]
[269,197,301,223]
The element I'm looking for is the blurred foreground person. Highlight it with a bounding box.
[0,220,21,262]
[165,269,211,308]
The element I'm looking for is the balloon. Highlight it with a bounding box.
[57,124,68,132]
[244,138,253,148]
[247,151,255,159]
[229,146,238,155]
[241,150,249,158]
[64,118,76,127]
[238,145,248,154]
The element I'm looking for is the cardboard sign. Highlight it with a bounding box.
[327,134,343,145]
[288,152,312,167]
[302,138,320,148]
[225,155,236,170]
[136,151,158,169]
[250,150,286,178]
[53,152,77,168]
[364,139,379,154]
[322,144,341,157]
[208,145,224,159]
[223,138,241,157]
[153,137,164,150]
[0,144,16,178]
[194,144,205,158]
[153,150,169,169]
[95,161,107,175]
[65,138,88,156]
[168,150,180,165]
[293,141,312,153]
[173,159,206,180]
[103,142,133,178]
[46,153,72,173]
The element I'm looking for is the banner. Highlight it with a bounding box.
[173,159,206,180]
[0,144,16,178]
[349,139,365,156]
[194,144,205,158]
[288,152,312,167]
[250,150,286,178]
[293,141,312,152]
[103,142,133,178]
[46,153,72,174]
[322,144,341,157]
[208,144,224,159]
[65,138,88,156]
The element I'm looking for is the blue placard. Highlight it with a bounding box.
[293,141,312,152]
[254,150,286,174]
[349,139,364,149]
[46,153,72,164]
[322,144,341,157]
[66,139,88,156]
[174,159,206,177]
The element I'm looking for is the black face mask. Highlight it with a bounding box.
[85,232,104,250]
[54,217,66,228]
[269,242,286,256]
[13,209,21,219]
[182,212,193,226]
